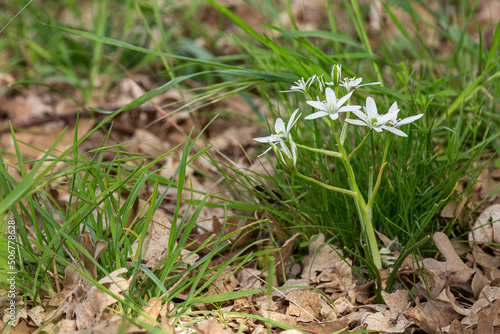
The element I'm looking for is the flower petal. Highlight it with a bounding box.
[397,113,424,126]
[345,119,368,126]
[351,109,368,121]
[330,113,339,120]
[357,82,381,88]
[257,145,273,157]
[365,97,378,118]
[306,101,328,111]
[387,101,399,115]
[377,112,394,124]
[274,118,285,133]
[325,87,336,104]
[338,105,362,113]
[305,111,329,120]
[254,135,280,143]
[280,89,303,93]
[337,90,354,108]
[287,109,301,133]
[352,77,362,86]
[382,125,407,137]
[306,75,317,87]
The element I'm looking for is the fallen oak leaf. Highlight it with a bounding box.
[195,319,232,334]
[477,298,500,334]
[413,232,474,296]
[405,304,442,334]
[381,289,410,321]
[137,297,162,326]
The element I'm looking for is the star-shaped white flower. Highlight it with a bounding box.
[254,109,301,156]
[338,77,380,93]
[345,97,423,137]
[305,88,360,121]
[281,75,317,95]
[381,104,424,137]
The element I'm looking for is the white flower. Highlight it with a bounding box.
[305,88,360,121]
[270,134,298,171]
[338,77,380,93]
[345,97,423,137]
[381,104,424,137]
[281,75,317,95]
[254,109,301,156]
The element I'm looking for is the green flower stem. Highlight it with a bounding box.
[330,119,382,269]
[296,143,341,158]
[381,135,392,166]
[340,96,350,145]
[347,131,371,161]
[294,172,357,197]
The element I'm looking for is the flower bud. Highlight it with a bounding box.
[271,135,297,172]
[331,64,342,88]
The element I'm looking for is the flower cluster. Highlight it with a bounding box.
[255,64,424,167]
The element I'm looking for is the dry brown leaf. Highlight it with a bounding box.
[405,304,442,334]
[477,298,500,334]
[293,317,349,334]
[274,233,299,285]
[26,305,45,327]
[414,232,474,296]
[55,319,76,332]
[361,310,391,332]
[333,296,354,315]
[131,210,171,263]
[360,310,409,333]
[74,268,132,330]
[445,287,471,316]
[32,322,58,334]
[137,297,162,326]
[237,268,262,290]
[285,289,323,322]
[381,289,410,321]
[448,319,474,334]
[315,259,355,292]
[131,209,199,269]
[320,299,337,321]
[130,128,167,156]
[442,200,458,218]
[83,314,144,334]
[469,204,500,246]
[470,204,500,270]
[271,278,309,300]
[473,271,493,300]
[206,268,239,296]
[75,233,108,282]
[301,233,342,281]
[3,308,27,327]
[375,231,392,247]
[472,243,500,269]
[491,268,500,281]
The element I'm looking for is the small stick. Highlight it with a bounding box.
[52,257,61,294]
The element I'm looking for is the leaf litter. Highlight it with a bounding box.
[2,1,500,333]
